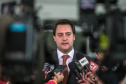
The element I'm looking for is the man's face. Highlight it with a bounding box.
[53,24,75,54]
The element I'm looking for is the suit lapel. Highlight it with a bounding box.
[72,50,78,62]
[52,50,59,66]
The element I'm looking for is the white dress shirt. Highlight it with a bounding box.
[57,48,74,73]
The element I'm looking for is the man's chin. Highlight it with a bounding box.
[61,48,72,53]
[61,47,69,51]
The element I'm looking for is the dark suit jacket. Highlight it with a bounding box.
[45,49,94,84]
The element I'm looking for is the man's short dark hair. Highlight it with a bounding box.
[53,19,75,36]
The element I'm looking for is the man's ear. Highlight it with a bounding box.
[53,35,56,42]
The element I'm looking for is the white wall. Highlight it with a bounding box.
[35,0,79,21]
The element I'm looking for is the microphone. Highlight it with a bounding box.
[68,61,83,81]
[89,61,99,72]
[44,63,54,72]
[43,63,55,83]
[76,52,91,72]
[75,62,86,74]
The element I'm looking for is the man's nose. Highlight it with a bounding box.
[62,35,67,40]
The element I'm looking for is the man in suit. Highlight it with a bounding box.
[45,19,94,84]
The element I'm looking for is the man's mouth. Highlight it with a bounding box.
[62,43,69,45]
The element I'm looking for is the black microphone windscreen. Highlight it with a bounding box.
[76,52,84,61]
[68,61,78,72]
[68,61,83,80]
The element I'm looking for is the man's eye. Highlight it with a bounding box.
[66,33,71,36]
[58,34,62,37]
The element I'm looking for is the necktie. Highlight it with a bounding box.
[62,55,69,84]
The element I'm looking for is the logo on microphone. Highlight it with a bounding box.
[81,59,87,63]
[90,61,99,71]
[79,57,89,67]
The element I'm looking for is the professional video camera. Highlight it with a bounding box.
[0,0,41,84]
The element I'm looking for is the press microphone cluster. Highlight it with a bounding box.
[68,52,100,83]
[76,52,100,84]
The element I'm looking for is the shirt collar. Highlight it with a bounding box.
[57,48,74,59]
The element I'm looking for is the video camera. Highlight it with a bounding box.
[0,0,40,84]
